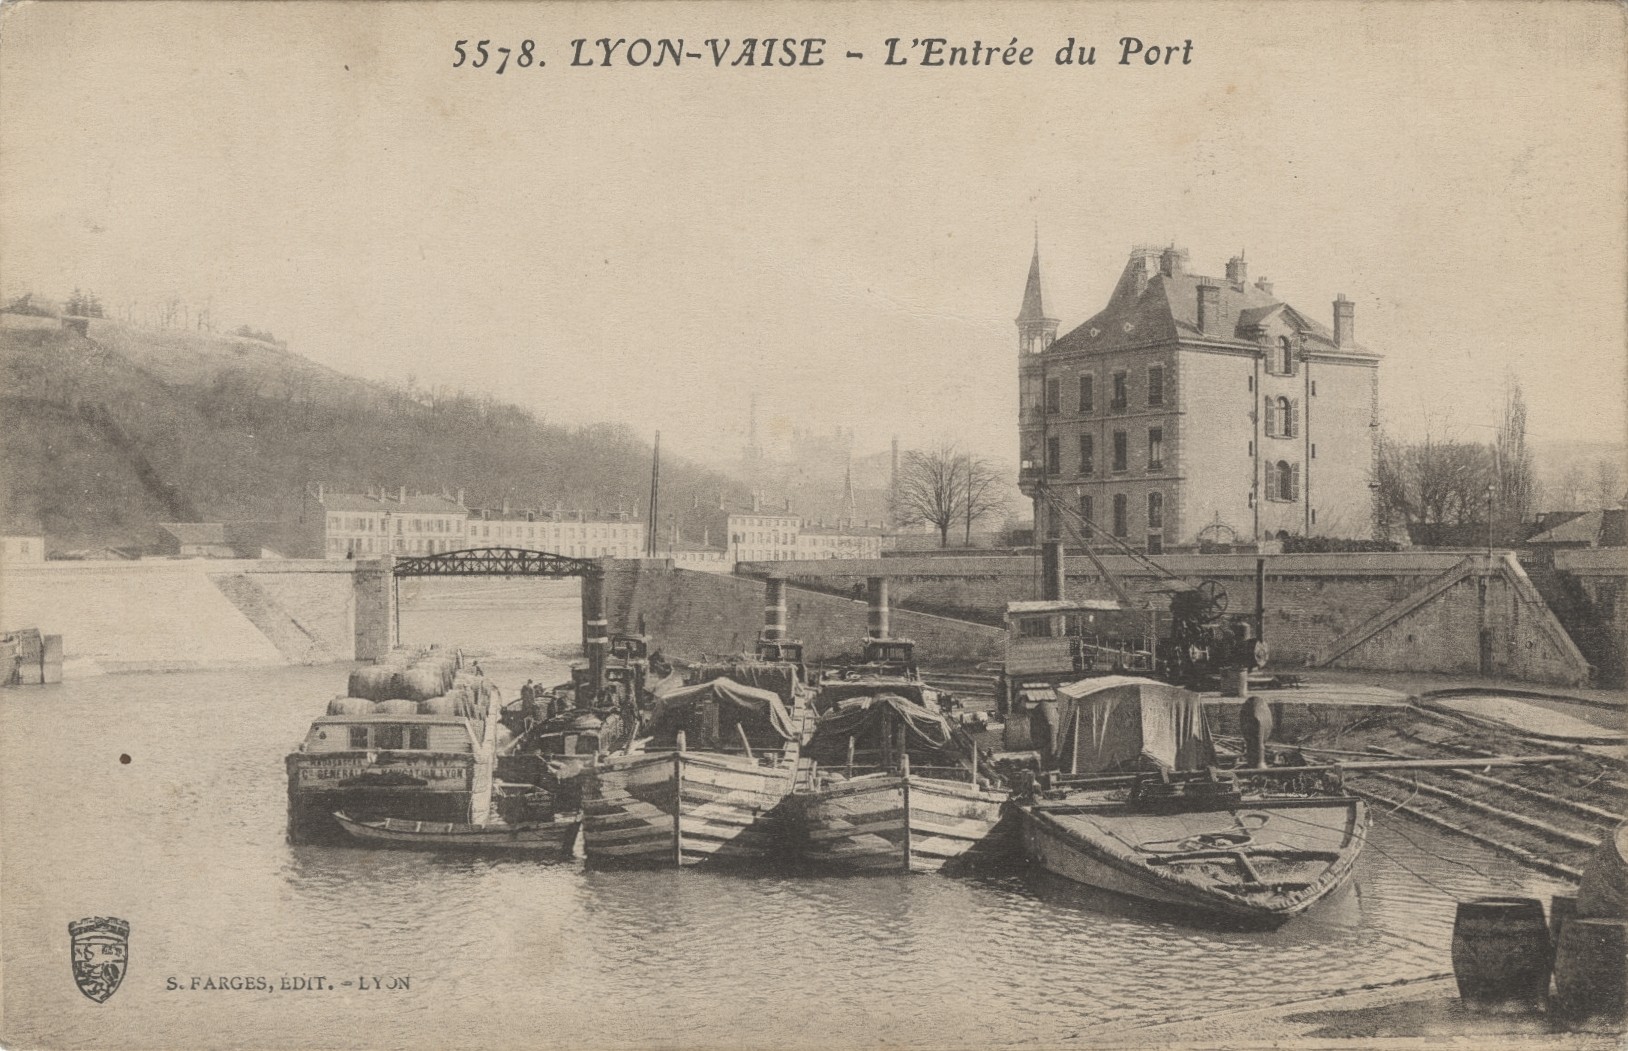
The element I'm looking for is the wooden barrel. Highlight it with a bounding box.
[1451,897,1551,1005]
[1552,918,1628,1021]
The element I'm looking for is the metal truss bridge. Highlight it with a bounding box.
[391,547,604,578]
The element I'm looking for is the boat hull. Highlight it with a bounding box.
[1018,795,1367,926]
[332,811,580,856]
[286,753,484,845]
[796,774,1011,874]
[582,750,797,868]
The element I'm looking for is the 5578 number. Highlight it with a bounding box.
[452,40,540,73]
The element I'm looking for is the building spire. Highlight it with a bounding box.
[1017,236,1049,324]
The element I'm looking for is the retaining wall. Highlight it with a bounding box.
[0,558,388,673]
[602,560,1003,665]
[736,549,1602,685]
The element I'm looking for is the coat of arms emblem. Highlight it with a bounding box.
[69,916,128,1003]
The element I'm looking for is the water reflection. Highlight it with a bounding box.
[1,657,1573,1050]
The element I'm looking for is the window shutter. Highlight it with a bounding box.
[1290,399,1300,438]
[1290,351,1300,377]
[1265,400,1277,437]
[1292,462,1302,501]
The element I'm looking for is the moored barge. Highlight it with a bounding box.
[286,651,503,844]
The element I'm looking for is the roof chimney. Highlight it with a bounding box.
[1197,281,1221,336]
[316,483,325,504]
[1226,254,1248,287]
[502,497,510,515]
[1159,245,1187,277]
[398,485,407,504]
[1333,294,1354,347]
[456,487,466,507]
[1254,276,1274,297]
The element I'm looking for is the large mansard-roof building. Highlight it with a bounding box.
[1015,244,1381,551]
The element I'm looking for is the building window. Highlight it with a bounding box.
[1147,491,1164,529]
[349,726,368,749]
[1113,494,1128,537]
[1267,395,1296,438]
[1147,365,1164,407]
[1079,494,1094,537]
[1112,431,1128,473]
[1078,374,1094,414]
[1078,434,1094,476]
[1278,336,1296,376]
[1110,371,1128,411]
[1147,428,1163,470]
[1046,436,1061,476]
[1311,380,1318,396]
[1147,533,1163,555]
[1275,460,1299,502]
[1046,377,1061,414]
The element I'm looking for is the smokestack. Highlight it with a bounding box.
[1333,294,1354,347]
[1197,281,1221,336]
[581,569,608,703]
[1041,539,1065,601]
[867,576,890,640]
[762,577,787,641]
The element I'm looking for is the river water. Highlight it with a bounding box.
[1,580,1571,1049]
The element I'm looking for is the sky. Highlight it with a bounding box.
[2,1,1624,472]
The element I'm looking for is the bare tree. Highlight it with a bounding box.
[896,442,967,547]
[1597,458,1624,509]
[961,454,1006,545]
[1376,429,1496,538]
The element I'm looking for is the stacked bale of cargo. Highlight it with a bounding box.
[373,698,420,715]
[326,696,375,716]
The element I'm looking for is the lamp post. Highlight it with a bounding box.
[1485,483,1496,559]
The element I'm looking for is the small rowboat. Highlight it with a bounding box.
[1018,791,1367,926]
[331,811,579,856]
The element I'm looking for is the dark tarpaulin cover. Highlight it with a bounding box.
[807,692,953,762]
[644,677,796,747]
[1051,676,1215,774]
[692,660,802,705]
[814,678,929,713]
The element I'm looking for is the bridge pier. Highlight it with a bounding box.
[353,556,397,660]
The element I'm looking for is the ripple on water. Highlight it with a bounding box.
[0,658,1574,1050]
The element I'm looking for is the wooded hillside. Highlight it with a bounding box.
[0,319,748,552]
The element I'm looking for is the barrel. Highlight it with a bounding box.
[326,696,375,716]
[417,695,460,716]
[1450,897,1552,1005]
[1578,824,1628,920]
[1552,918,1628,1021]
[373,698,420,715]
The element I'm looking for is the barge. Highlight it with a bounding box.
[286,651,503,845]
